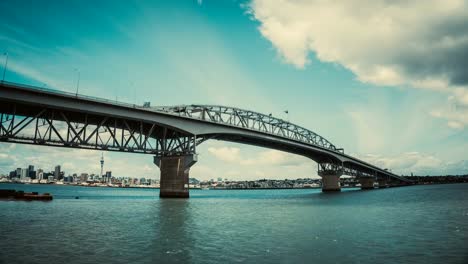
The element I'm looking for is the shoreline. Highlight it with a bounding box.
[1,181,466,190]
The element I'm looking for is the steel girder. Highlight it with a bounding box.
[318,161,387,179]
[153,105,344,153]
[0,104,202,156]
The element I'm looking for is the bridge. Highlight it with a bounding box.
[0,81,411,197]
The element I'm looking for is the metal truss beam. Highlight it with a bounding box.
[318,161,380,178]
[153,105,342,153]
[0,104,200,157]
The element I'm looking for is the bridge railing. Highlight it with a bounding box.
[1,81,140,110]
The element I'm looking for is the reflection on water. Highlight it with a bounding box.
[152,199,193,263]
[0,183,467,264]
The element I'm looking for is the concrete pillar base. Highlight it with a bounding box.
[154,154,197,198]
[159,190,189,198]
[321,174,341,192]
[359,177,375,190]
[377,179,388,188]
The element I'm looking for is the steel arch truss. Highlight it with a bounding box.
[318,161,377,178]
[0,105,202,156]
[153,105,344,153]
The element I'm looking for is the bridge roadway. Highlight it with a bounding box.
[0,81,411,197]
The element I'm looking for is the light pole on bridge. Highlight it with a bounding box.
[2,52,9,83]
[74,68,80,96]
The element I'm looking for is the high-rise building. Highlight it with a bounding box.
[28,165,36,179]
[105,171,112,183]
[16,168,21,178]
[100,153,104,178]
[54,165,61,180]
[20,168,28,180]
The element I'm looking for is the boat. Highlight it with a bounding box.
[0,189,53,201]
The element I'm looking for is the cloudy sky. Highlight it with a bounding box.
[0,0,467,179]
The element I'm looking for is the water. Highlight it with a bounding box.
[0,183,467,264]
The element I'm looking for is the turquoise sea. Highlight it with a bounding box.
[0,183,467,264]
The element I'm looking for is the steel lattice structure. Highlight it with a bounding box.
[153,105,343,153]
[0,105,204,156]
[317,161,386,179]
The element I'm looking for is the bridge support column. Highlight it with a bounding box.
[154,154,197,198]
[377,178,388,188]
[321,174,341,192]
[359,177,375,190]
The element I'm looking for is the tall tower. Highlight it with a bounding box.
[100,153,104,182]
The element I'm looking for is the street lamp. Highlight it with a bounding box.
[74,68,80,96]
[2,52,9,83]
[131,81,136,105]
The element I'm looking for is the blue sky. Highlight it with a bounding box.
[1,0,467,179]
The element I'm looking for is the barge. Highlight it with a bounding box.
[0,189,53,201]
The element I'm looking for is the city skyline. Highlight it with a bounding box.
[0,0,467,180]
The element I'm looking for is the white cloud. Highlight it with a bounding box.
[204,144,317,180]
[429,94,468,129]
[357,152,467,175]
[242,149,306,166]
[207,146,241,162]
[247,0,468,128]
[190,164,217,180]
[248,0,468,85]
[208,146,307,167]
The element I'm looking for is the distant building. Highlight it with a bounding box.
[20,168,28,180]
[189,178,200,184]
[80,173,88,183]
[37,171,44,181]
[105,171,112,183]
[28,170,36,179]
[64,175,73,183]
[54,165,61,180]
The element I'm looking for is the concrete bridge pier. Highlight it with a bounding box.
[359,177,375,190]
[154,154,197,198]
[321,174,341,192]
[377,178,388,188]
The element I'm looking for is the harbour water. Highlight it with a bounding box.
[0,183,467,264]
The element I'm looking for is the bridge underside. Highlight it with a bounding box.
[211,134,404,191]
